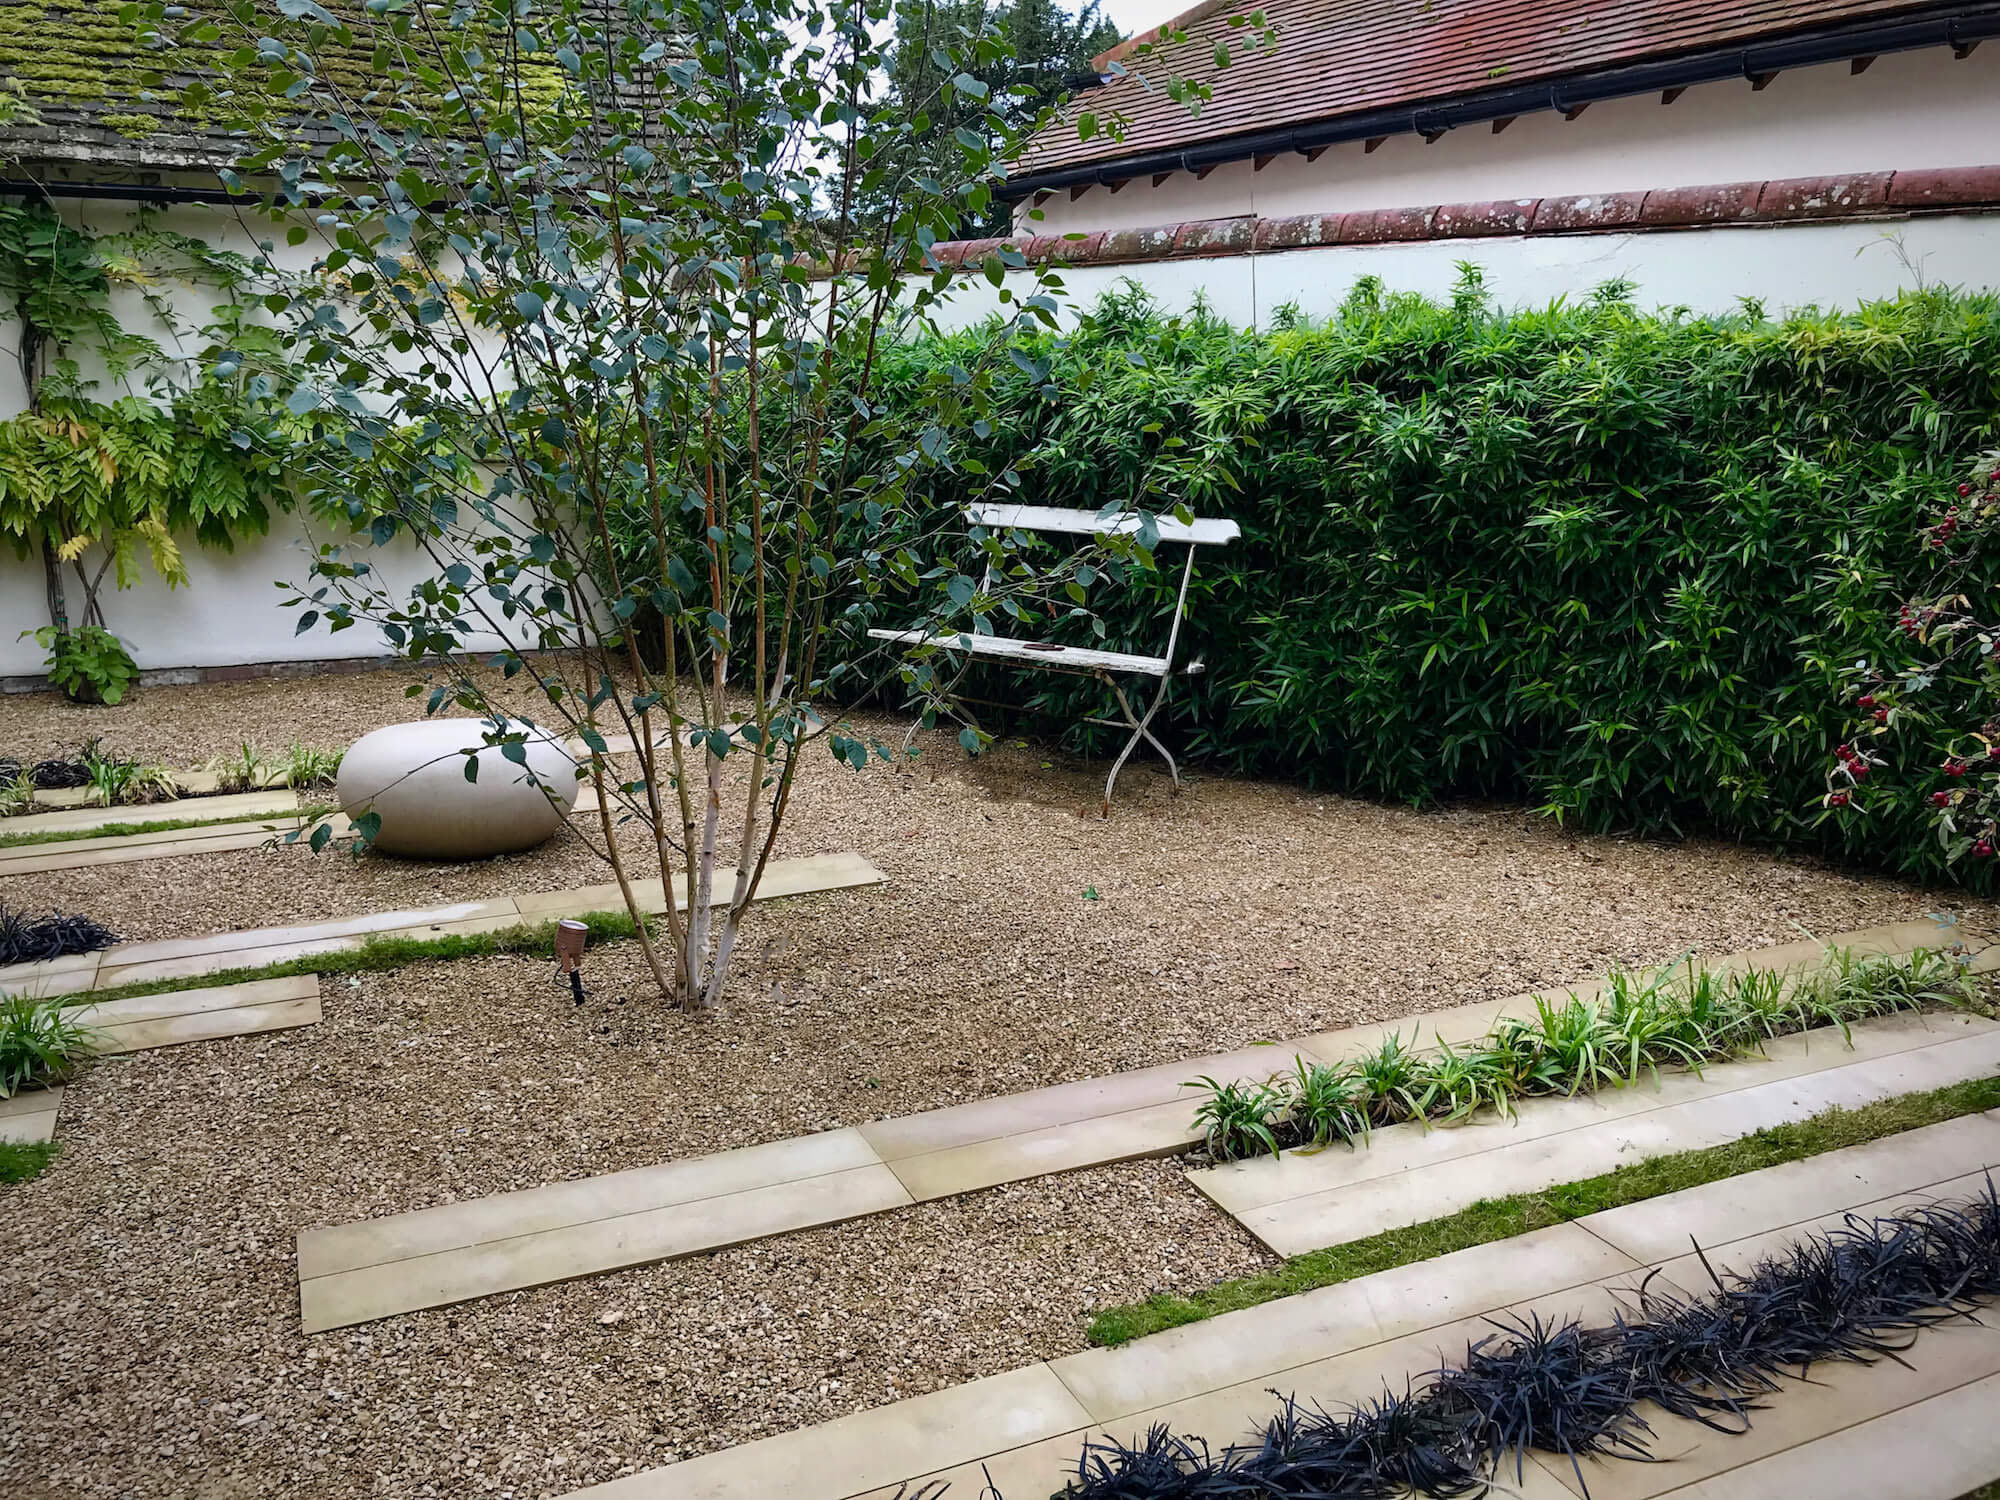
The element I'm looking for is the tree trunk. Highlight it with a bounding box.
[41,538,69,635]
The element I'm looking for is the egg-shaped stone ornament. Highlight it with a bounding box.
[336,719,581,859]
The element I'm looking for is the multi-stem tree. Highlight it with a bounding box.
[140,0,1130,1008]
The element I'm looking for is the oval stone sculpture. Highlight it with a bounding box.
[337,719,581,859]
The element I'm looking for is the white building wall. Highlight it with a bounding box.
[931,213,2000,336]
[1018,48,2000,237]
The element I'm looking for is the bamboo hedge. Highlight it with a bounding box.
[830,274,2000,883]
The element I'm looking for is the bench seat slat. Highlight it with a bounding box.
[866,628,1172,677]
[967,502,1241,547]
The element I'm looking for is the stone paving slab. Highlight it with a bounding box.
[858,1043,1304,1161]
[563,1088,1993,1500]
[0,787,294,838]
[0,1086,61,1144]
[88,996,321,1055]
[0,949,104,999]
[0,822,292,876]
[1585,1110,2000,1270]
[1047,1221,1635,1424]
[77,853,885,991]
[579,1364,1094,1500]
[299,1127,882,1280]
[1645,1370,2000,1500]
[300,1163,914,1333]
[1191,1012,1997,1218]
[1545,1317,2000,1499]
[885,1098,1205,1201]
[1237,1028,2000,1258]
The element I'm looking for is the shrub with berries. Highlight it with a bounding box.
[1828,448,2000,869]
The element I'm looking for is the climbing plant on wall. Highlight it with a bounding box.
[0,193,293,699]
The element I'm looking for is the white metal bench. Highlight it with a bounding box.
[870,502,1241,810]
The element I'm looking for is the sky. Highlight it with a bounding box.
[1095,0,1193,46]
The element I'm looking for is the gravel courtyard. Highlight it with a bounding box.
[2,666,1991,1498]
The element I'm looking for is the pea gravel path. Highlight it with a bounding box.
[4,669,1996,1498]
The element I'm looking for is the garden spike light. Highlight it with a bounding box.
[555,918,588,1005]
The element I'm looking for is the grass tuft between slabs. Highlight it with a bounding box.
[0,1139,58,1185]
[1086,1074,2000,1347]
[0,810,310,850]
[74,908,654,1005]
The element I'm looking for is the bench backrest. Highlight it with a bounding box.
[968,502,1240,548]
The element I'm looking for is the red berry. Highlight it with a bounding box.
[1987,746,2000,761]
[1857,695,1875,709]
[1829,790,1851,807]
[1852,762,1871,779]
[1934,791,1953,807]
[1836,743,1855,760]
[1947,759,1968,777]
[1977,839,1994,858]
[1874,708,1890,723]
[1960,483,1974,497]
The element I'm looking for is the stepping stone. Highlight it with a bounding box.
[871,1044,1316,1201]
[0,949,104,999]
[297,1129,910,1332]
[1229,1026,2000,1258]
[0,1086,61,1145]
[1645,1370,2000,1500]
[91,853,884,990]
[596,1101,2000,1500]
[1582,1110,2000,1271]
[0,788,296,839]
[74,974,321,1054]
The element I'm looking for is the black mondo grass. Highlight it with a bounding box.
[1035,1183,2000,1500]
[1432,1313,1656,1487]
[0,904,120,966]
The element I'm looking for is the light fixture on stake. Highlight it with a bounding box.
[555,918,588,1005]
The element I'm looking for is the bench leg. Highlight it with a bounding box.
[1100,671,1180,814]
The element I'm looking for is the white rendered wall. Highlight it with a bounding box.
[932,212,2000,335]
[1017,48,2000,237]
[0,200,555,680]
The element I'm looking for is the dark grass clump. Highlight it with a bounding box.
[0,904,119,966]
[0,753,92,790]
[1050,1181,2000,1500]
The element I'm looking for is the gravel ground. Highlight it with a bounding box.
[4,669,1997,1497]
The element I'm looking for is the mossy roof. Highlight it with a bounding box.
[0,0,568,181]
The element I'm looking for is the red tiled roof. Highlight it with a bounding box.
[1020,0,1947,176]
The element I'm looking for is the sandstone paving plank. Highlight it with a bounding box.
[1047,1221,1638,1423]
[72,973,318,1026]
[103,897,525,969]
[0,825,284,876]
[1643,1163,2000,1298]
[300,1163,913,1332]
[298,1127,884,1280]
[0,787,293,838]
[566,1365,1093,1500]
[885,1098,1202,1201]
[0,951,103,999]
[1644,1371,2000,1500]
[1579,1111,2000,1268]
[1240,1029,2000,1258]
[858,1042,1307,1162]
[88,996,321,1055]
[1193,1012,1997,1218]
[95,935,371,990]
[1541,1318,2000,1500]
[0,1086,60,1144]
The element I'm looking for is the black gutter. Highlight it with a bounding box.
[0,178,257,206]
[1003,4,2000,198]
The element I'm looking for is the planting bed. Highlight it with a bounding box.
[5,668,2000,1497]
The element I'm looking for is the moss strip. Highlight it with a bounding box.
[72,908,652,1005]
[1085,1075,2000,1347]
[0,1139,58,1185]
[0,810,312,850]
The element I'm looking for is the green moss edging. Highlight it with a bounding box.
[0,1139,58,1185]
[1086,1075,2000,1348]
[0,809,312,850]
[73,908,653,1005]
